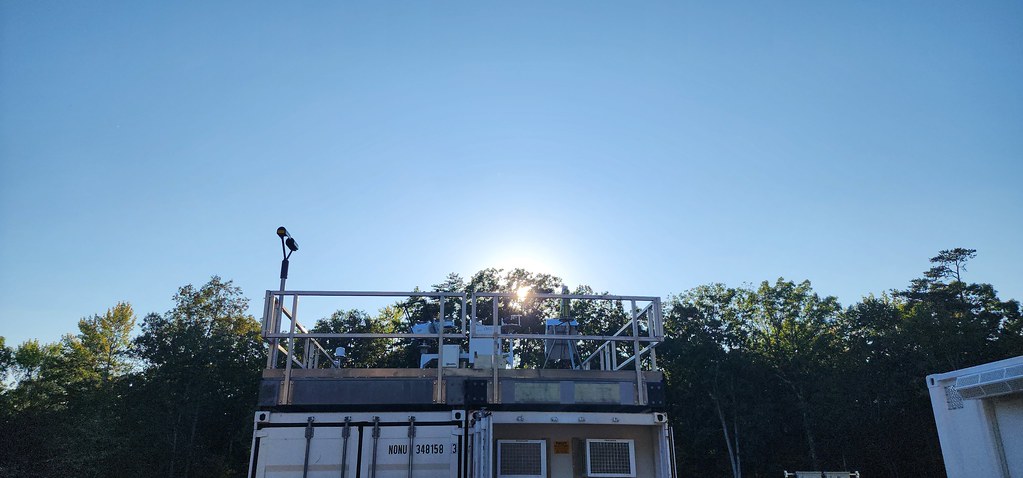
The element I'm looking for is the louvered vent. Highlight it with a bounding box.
[954,364,1023,400]
[944,385,964,410]
[586,439,636,477]
[497,440,546,478]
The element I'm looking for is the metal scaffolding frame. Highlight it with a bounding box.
[261,290,664,406]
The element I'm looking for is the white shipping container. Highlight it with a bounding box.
[250,411,464,478]
[927,355,1023,478]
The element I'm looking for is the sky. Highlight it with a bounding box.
[2,1,1021,347]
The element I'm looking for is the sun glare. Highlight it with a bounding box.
[516,285,531,301]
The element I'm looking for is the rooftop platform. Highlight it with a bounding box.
[259,290,665,411]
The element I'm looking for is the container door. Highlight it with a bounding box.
[250,412,462,478]
[992,395,1023,477]
[468,412,493,478]
[669,426,678,478]
[252,422,357,477]
[360,417,461,478]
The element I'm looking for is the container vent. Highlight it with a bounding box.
[954,364,1023,400]
[497,440,546,478]
[944,385,964,410]
[586,439,636,477]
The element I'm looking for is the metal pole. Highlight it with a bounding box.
[484,414,491,478]
[281,295,299,404]
[650,298,662,370]
[460,294,467,334]
[370,417,381,478]
[492,298,499,403]
[272,256,288,370]
[302,417,314,478]
[340,417,351,478]
[304,336,312,369]
[669,425,678,478]
[265,291,277,369]
[612,341,619,370]
[437,301,445,403]
[407,416,416,477]
[631,300,644,405]
[470,294,478,335]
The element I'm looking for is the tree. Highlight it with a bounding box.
[127,276,264,478]
[1,257,1018,478]
[924,248,977,283]
[433,272,467,323]
[737,279,844,472]
[661,281,847,477]
[898,247,1016,370]
[837,294,943,477]
[0,337,11,389]
[0,339,79,477]
[312,308,402,368]
[662,284,750,478]
[0,285,263,478]
[70,302,136,382]
[835,248,1021,477]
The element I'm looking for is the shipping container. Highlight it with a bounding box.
[248,288,677,478]
[927,355,1023,478]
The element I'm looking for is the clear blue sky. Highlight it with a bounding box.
[2,1,1021,346]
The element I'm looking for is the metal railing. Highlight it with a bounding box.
[264,290,467,403]
[261,290,664,404]
[469,292,663,403]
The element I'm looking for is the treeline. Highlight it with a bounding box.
[661,248,1020,477]
[0,278,262,477]
[1,249,1020,477]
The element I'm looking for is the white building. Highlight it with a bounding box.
[927,355,1023,478]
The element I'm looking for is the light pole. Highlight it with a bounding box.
[272,227,299,372]
[277,226,299,292]
[276,227,300,403]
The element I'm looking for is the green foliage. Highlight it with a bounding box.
[1,251,1020,478]
[924,247,977,282]
[3,339,65,424]
[661,281,845,476]
[661,284,750,477]
[312,308,402,368]
[897,248,1017,370]
[661,249,1020,478]
[0,304,139,477]
[125,276,263,478]
[11,339,59,383]
[0,337,11,391]
[73,302,136,380]
[835,294,945,476]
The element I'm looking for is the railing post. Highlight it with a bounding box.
[459,293,467,335]
[649,299,660,370]
[436,300,445,403]
[280,294,299,405]
[492,297,499,403]
[304,336,312,369]
[631,300,645,405]
[263,291,275,369]
[271,295,283,368]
